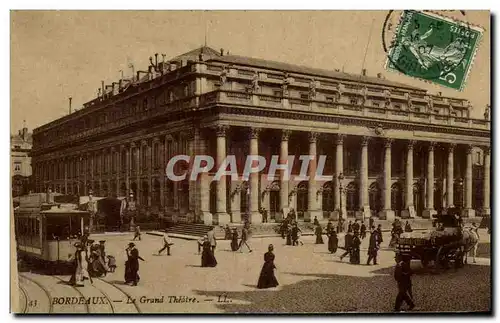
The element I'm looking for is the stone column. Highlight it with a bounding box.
[279,130,291,221]
[159,139,165,209]
[307,132,321,222]
[64,158,68,194]
[357,136,369,220]
[135,143,141,201]
[423,142,436,219]
[462,144,475,218]
[334,134,344,220]
[215,125,230,224]
[249,127,262,224]
[483,147,491,216]
[198,132,212,225]
[126,144,131,193]
[187,130,196,220]
[446,144,455,208]
[402,140,415,218]
[379,138,394,220]
[147,140,152,207]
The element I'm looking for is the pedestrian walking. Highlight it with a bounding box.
[132,225,141,241]
[350,231,361,264]
[352,220,360,235]
[201,236,217,267]
[230,228,239,251]
[285,222,292,246]
[366,226,380,265]
[224,225,232,240]
[257,244,279,289]
[68,242,90,287]
[313,216,320,226]
[291,223,301,246]
[376,224,384,245]
[158,233,174,255]
[315,223,324,244]
[327,225,338,253]
[339,230,353,261]
[394,255,415,312]
[347,220,353,233]
[238,224,253,253]
[106,255,116,272]
[360,222,367,239]
[125,242,144,286]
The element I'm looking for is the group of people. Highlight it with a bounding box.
[69,231,116,287]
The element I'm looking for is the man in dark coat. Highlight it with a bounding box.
[339,230,353,261]
[238,223,252,253]
[347,220,353,233]
[394,255,415,311]
[291,224,301,246]
[207,226,217,253]
[404,221,413,233]
[350,231,361,264]
[360,222,367,239]
[366,226,380,265]
[313,216,320,226]
[352,220,360,235]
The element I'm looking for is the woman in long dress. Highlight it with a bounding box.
[315,224,324,244]
[69,243,90,287]
[230,228,239,251]
[350,232,361,264]
[201,237,217,267]
[327,226,338,253]
[257,244,279,289]
[285,224,292,246]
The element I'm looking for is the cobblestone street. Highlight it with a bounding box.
[18,230,491,313]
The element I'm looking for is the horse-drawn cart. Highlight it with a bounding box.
[395,209,466,269]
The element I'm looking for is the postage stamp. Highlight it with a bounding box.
[384,10,484,91]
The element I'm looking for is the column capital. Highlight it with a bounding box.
[184,129,195,141]
[281,129,291,141]
[308,132,320,143]
[248,127,262,140]
[361,136,370,146]
[215,125,229,137]
[120,144,126,150]
[466,144,473,154]
[483,146,491,155]
[428,141,437,151]
[141,139,148,146]
[152,137,161,143]
[130,141,137,148]
[336,134,345,145]
[447,143,456,153]
[384,138,394,148]
[407,140,416,149]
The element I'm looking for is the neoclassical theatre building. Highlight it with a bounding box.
[31,46,491,224]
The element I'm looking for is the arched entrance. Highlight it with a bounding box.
[346,181,359,218]
[269,181,281,221]
[209,181,217,215]
[391,182,403,218]
[296,181,308,220]
[141,181,149,206]
[434,182,443,213]
[454,180,464,209]
[152,179,161,207]
[322,181,334,219]
[240,181,249,215]
[413,182,424,217]
[120,183,127,197]
[369,182,382,217]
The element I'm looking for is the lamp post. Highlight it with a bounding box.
[338,172,344,231]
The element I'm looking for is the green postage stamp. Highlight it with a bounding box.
[385,10,484,91]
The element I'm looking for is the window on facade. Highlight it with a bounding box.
[326,97,334,103]
[394,104,402,109]
[141,146,147,168]
[14,162,21,172]
[153,142,159,168]
[476,151,481,164]
[300,93,309,100]
[372,101,380,107]
[273,90,282,97]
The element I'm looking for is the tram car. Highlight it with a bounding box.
[395,208,465,269]
[14,193,89,269]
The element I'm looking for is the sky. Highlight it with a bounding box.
[10,10,490,132]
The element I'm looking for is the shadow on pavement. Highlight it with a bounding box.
[192,264,490,313]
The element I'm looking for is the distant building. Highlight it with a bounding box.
[11,125,32,197]
[31,46,490,224]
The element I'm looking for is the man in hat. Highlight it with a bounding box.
[125,242,144,286]
[367,226,380,265]
[206,226,217,254]
[132,225,141,241]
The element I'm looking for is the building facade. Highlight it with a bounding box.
[31,46,491,224]
[11,125,33,197]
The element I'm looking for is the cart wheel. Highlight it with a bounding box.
[421,257,430,268]
[436,246,449,269]
[454,248,464,268]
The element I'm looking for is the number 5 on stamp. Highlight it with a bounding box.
[385,10,484,91]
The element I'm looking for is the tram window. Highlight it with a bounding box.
[45,215,81,240]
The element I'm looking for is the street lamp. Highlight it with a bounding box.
[338,172,344,222]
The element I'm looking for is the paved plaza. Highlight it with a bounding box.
[18,230,491,314]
